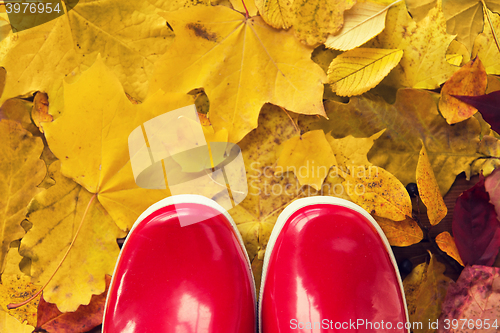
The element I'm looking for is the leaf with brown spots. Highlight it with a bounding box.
[374,216,423,246]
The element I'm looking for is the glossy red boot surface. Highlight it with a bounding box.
[103,195,256,333]
[260,197,408,332]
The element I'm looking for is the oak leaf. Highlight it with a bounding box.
[403,253,452,333]
[0,120,45,273]
[275,130,336,190]
[0,0,176,112]
[439,57,487,124]
[150,6,327,143]
[342,165,412,221]
[299,89,485,195]
[43,56,195,232]
[327,48,403,97]
[373,216,423,246]
[416,144,447,225]
[325,1,390,51]
[435,232,464,266]
[452,175,500,266]
[438,266,500,332]
[255,0,355,45]
[369,0,457,89]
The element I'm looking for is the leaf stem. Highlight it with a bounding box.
[482,0,500,54]
[241,0,249,18]
[8,193,97,309]
[279,106,301,138]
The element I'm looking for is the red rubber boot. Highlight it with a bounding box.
[259,196,409,332]
[103,195,256,333]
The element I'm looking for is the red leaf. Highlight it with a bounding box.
[438,266,500,332]
[36,275,111,333]
[452,175,500,266]
[452,91,500,133]
[485,168,500,220]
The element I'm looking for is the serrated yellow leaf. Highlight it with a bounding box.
[276,130,337,190]
[436,232,464,266]
[254,0,294,29]
[328,48,403,97]
[325,1,389,51]
[416,144,447,225]
[369,0,457,89]
[43,56,195,232]
[150,6,327,143]
[19,161,125,312]
[342,165,412,220]
[0,120,45,274]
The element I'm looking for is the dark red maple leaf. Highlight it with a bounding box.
[452,175,500,266]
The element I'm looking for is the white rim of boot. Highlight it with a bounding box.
[102,194,256,332]
[258,196,409,333]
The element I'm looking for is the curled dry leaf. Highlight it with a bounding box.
[452,175,500,266]
[328,48,403,97]
[275,130,337,190]
[342,165,412,221]
[435,231,464,266]
[439,57,487,124]
[416,144,447,225]
[438,266,500,332]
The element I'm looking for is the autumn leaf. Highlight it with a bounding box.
[326,129,385,167]
[435,232,464,266]
[453,91,500,133]
[403,253,452,333]
[452,174,500,266]
[43,56,195,232]
[36,275,111,333]
[0,120,45,273]
[438,266,500,332]
[442,0,486,52]
[0,0,177,114]
[439,57,487,124]
[485,167,500,219]
[150,6,327,143]
[19,161,125,312]
[324,1,390,51]
[374,216,423,246]
[342,165,412,220]
[405,0,437,21]
[275,130,336,190]
[0,308,34,333]
[255,0,356,45]
[416,144,447,225]
[230,0,258,16]
[31,92,52,133]
[327,48,403,96]
[299,89,485,195]
[369,0,458,89]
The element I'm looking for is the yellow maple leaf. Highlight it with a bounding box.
[0,308,33,333]
[369,0,457,89]
[0,120,45,274]
[327,48,403,96]
[442,0,485,52]
[0,0,177,113]
[43,56,195,232]
[439,57,487,124]
[325,1,391,51]
[416,144,447,225]
[405,0,437,21]
[403,253,452,333]
[373,216,423,246]
[150,6,327,143]
[436,232,464,266]
[19,161,125,312]
[473,7,500,74]
[275,130,337,190]
[255,0,356,45]
[326,129,384,167]
[342,165,412,220]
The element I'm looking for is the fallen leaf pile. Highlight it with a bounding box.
[0,0,500,331]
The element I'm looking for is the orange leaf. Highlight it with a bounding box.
[416,144,447,225]
[36,275,111,333]
[435,232,464,266]
[374,216,423,247]
[439,57,487,124]
[31,92,52,133]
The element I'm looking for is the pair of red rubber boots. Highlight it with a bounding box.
[102,195,409,332]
